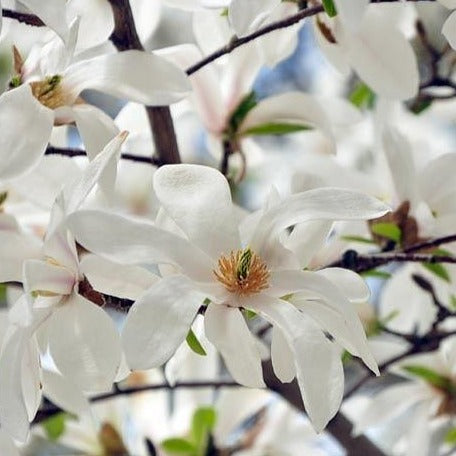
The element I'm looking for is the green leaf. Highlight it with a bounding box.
[410,97,432,115]
[242,122,311,137]
[341,350,352,363]
[445,427,456,445]
[186,329,207,357]
[192,407,217,456]
[322,0,337,17]
[161,438,195,454]
[422,262,451,283]
[349,82,376,109]
[402,365,454,392]
[370,222,402,243]
[361,269,392,280]
[450,295,456,311]
[244,309,257,320]
[340,235,376,245]
[42,413,66,441]
[228,92,257,135]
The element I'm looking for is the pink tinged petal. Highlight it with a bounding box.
[342,9,419,100]
[153,165,240,259]
[247,296,344,432]
[333,0,369,33]
[48,293,121,392]
[271,325,295,383]
[67,210,213,282]
[251,187,390,262]
[0,85,54,180]
[20,0,70,43]
[443,11,456,49]
[0,430,20,456]
[42,370,90,417]
[0,327,31,442]
[228,0,280,36]
[121,276,204,370]
[63,50,191,105]
[0,232,41,283]
[79,254,159,301]
[23,260,76,296]
[157,44,225,134]
[382,127,418,207]
[204,305,265,388]
[240,92,336,153]
[270,270,378,374]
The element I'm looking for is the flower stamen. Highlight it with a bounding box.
[214,248,270,296]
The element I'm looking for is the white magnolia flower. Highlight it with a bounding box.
[352,336,456,456]
[68,164,389,431]
[439,0,456,49]
[0,20,190,180]
[314,1,419,100]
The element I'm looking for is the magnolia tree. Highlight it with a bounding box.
[1,0,456,455]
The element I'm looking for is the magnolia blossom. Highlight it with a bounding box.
[440,0,456,49]
[0,20,190,180]
[68,164,389,430]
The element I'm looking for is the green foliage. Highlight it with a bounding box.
[228,92,257,136]
[402,365,455,393]
[370,222,402,243]
[410,97,432,115]
[161,438,196,454]
[42,413,66,441]
[349,82,376,109]
[322,0,337,17]
[445,427,456,445]
[340,235,376,245]
[242,122,311,137]
[422,262,451,283]
[361,269,392,280]
[186,329,207,356]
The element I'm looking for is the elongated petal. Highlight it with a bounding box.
[154,165,240,259]
[341,9,419,100]
[0,85,54,180]
[79,254,159,300]
[443,11,456,50]
[48,293,121,392]
[333,0,369,32]
[42,370,90,417]
[68,210,213,281]
[21,337,42,421]
[251,187,390,260]
[240,92,335,153]
[63,50,191,105]
[247,296,344,432]
[317,268,370,303]
[23,260,76,296]
[122,276,204,370]
[205,304,265,388]
[21,0,69,42]
[229,0,280,36]
[271,325,295,383]
[0,430,20,456]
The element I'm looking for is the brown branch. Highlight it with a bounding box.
[45,146,161,166]
[2,8,44,26]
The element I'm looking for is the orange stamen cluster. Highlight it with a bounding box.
[213,248,270,296]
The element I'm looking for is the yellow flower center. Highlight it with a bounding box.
[29,75,69,109]
[213,248,270,296]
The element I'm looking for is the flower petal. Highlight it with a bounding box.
[443,11,456,50]
[153,165,240,259]
[0,430,20,456]
[48,293,121,392]
[0,85,54,180]
[68,210,213,281]
[333,0,369,32]
[228,0,280,36]
[205,304,265,388]
[122,276,204,370]
[63,50,191,105]
[23,260,75,296]
[271,325,295,383]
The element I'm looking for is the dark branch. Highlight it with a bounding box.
[2,8,44,26]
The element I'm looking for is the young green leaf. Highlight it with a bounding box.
[340,235,376,245]
[228,92,257,135]
[361,269,392,280]
[186,329,207,356]
[192,407,217,456]
[322,0,337,17]
[42,413,66,441]
[242,122,311,137]
[422,262,451,283]
[403,365,454,392]
[370,222,402,243]
[161,438,196,454]
[349,82,376,109]
[445,427,456,445]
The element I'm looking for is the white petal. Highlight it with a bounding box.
[247,296,344,432]
[42,370,90,416]
[205,304,265,388]
[333,0,369,32]
[20,0,70,42]
[438,0,456,7]
[342,8,419,100]
[0,85,54,180]
[21,337,42,421]
[240,92,336,153]
[23,260,75,296]
[48,293,121,392]
[122,276,204,370]
[0,430,20,456]
[153,165,240,259]
[228,0,280,36]
[251,187,390,261]
[63,50,191,105]
[317,268,370,303]
[271,325,295,383]
[80,255,159,301]
[68,210,213,282]
[443,11,456,49]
